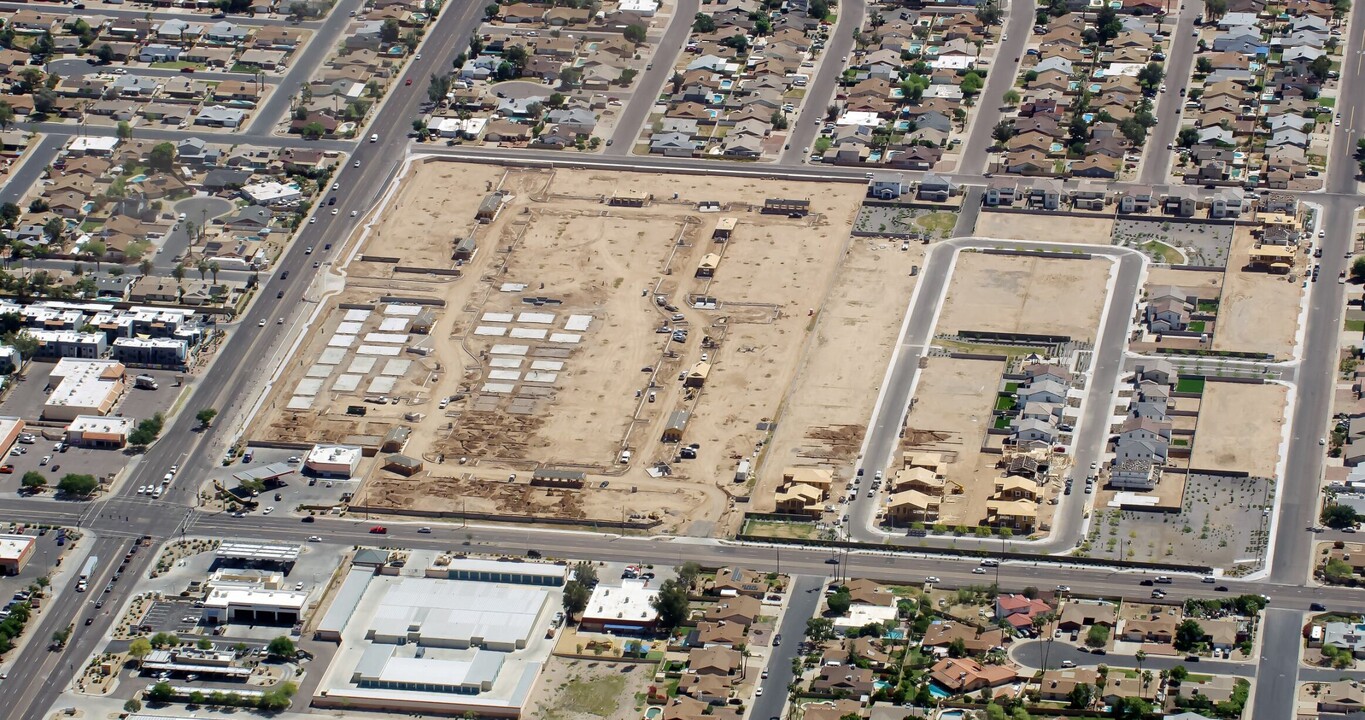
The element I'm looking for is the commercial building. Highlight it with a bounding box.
[579,579,659,633]
[0,417,24,459]
[202,587,308,625]
[305,444,363,478]
[65,415,134,448]
[0,534,35,575]
[313,565,555,718]
[43,359,126,422]
[429,558,569,587]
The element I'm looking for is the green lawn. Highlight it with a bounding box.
[916,212,957,236]
[995,395,1016,411]
[1004,382,1019,393]
[994,416,1012,430]
[1347,319,1365,332]
[1196,300,1219,312]
[150,61,203,70]
[1187,320,1206,332]
[1142,240,1183,264]
[1176,377,1206,394]
[1319,96,1337,108]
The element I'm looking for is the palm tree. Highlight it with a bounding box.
[171,263,185,286]
[208,261,220,284]
[139,258,154,277]
[196,258,208,281]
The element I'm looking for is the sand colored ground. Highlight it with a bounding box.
[972,212,1115,244]
[1212,227,1304,359]
[1144,267,1224,297]
[899,357,1006,526]
[524,657,657,720]
[1189,381,1287,477]
[752,239,925,514]
[937,252,1111,342]
[259,160,868,535]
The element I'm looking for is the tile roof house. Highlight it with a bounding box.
[928,658,1016,695]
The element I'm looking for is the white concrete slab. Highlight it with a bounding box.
[286,396,313,410]
[356,345,403,356]
[509,328,548,340]
[333,374,362,392]
[490,344,530,356]
[379,317,410,332]
[328,334,357,348]
[306,364,332,378]
[490,357,523,368]
[524,371,558,383]
[481,382,515,394]
[381,359,412,377]
[548,333,581,344]
[530,360,564,371]
[337,321,365,335]
[347,357,378,374]
[363,333,409,344]
[565,315,593,331]
[384,305,422,316]
[367,376,397,394]
[318,347,347,365]
[488,369,521,381]
[294,378,324,397]
[475,326,508,336]
[517,312,556,324]
[343,309,372,322]
[482,312,515,323]
[498,283,526,293]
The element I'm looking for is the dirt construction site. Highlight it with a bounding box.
[253,159,866,535]
[936,252,1112,342]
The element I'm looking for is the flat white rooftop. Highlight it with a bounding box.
[0,534,34,561]
[370,577,550,650]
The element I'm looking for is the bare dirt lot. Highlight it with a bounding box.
[936,252,1111,342]
[973,213,1115,244]
[524,657,655,720]
[1212,227,1304,359]
[750,239,923,512]
[1189,380,1287,477]
[259,160,865,535]
[899,356,1005,526]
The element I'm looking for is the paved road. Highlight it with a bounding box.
[243,0,366,136]
[152,195,233,272]
[0,133,63,207]
[606,0,700,153]
[0,1,332,27]
[956,0,1035,176]
[1138,4,1197,185]
[1010,638,1255,677]
[47,58,281,86]
[845,236,1144,552]
[751,574,823,720]
[780,0,864,165]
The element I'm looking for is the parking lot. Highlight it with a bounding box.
[0,525,71,601]
[215,446,358,518]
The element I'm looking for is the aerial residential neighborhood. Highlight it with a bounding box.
[0,0,1357,717]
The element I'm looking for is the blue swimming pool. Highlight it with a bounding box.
[929,682,951,699]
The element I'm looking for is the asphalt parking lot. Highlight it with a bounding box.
[134,599,202,636]
[0,526,70,600]
[0,442,123,499]
[224,446,357,517]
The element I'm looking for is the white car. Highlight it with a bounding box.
[351,210,358,217]
[354,160,361,167]
[331,209,338,215]
[263,506,274,515]
[332,183,340,191]
[307,536,322,542]
[258,319,266,327]
[925,576,941,583]
[138,485,147,494]
[308,217,316,224]
[972,567,987,574]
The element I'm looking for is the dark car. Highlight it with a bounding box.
[825,557,839,564]
[1311,602,1327,611]
[1214,585,1229,592]
[84,617,93,626]
[276,290,285,299]
[301,516,315,523]
[1139,579,1154,586]
[180,66,195,73]
[328,197,337,205]
[527,549,542,558]
[281,271,290,280]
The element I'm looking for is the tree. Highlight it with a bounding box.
[117,120,133,140]
[196,408,218,428]
[692,12,716,32]
[123,699,143,713]
[992,119,1017,144]
[623,23,647,43]
[146,681,174,703]
[1002,89,1021,106]
[428,72,452,104]
[572,561,598,587]
[977,0,1002,24]
[42,217,63,242]
[266,635,295,659]
[563,580,590,617]
[1137,62,1165,91]
[1178,126,1200,148]
[1174,619,1205,651]
[1324,557,1355,583]
[380,18,401,43]
[197,637,213,650]
[1309,54,1333,83]
[484,2,499,17]
[139,258,154,277]
[57,474,98,497]
[985,704,1008,720]
[1324,502,1360,527]
[1095,6,1122,41]
[960,71,983,96]
[1068,681,1094,709]
[148,142,176,172]
[650,579,689,630]
[209,261,220,284]
[899,74,930,103]
[808,0,829,18]
[805,617,835,642]
[1111,696,1151,720]
[95,43,114,64]
[678,561,701,589]
[1196,56,1213,74]
[1086,623,1110,648]
[947,637,967,658]
[827,588,852,615]
[1204,0,1227,19]
[1169,664,1189,683]
[20,472,46,493]
[301,122,326,140]
[721,33,748,53]
[259,681,297,711]
[197,258,209,281]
